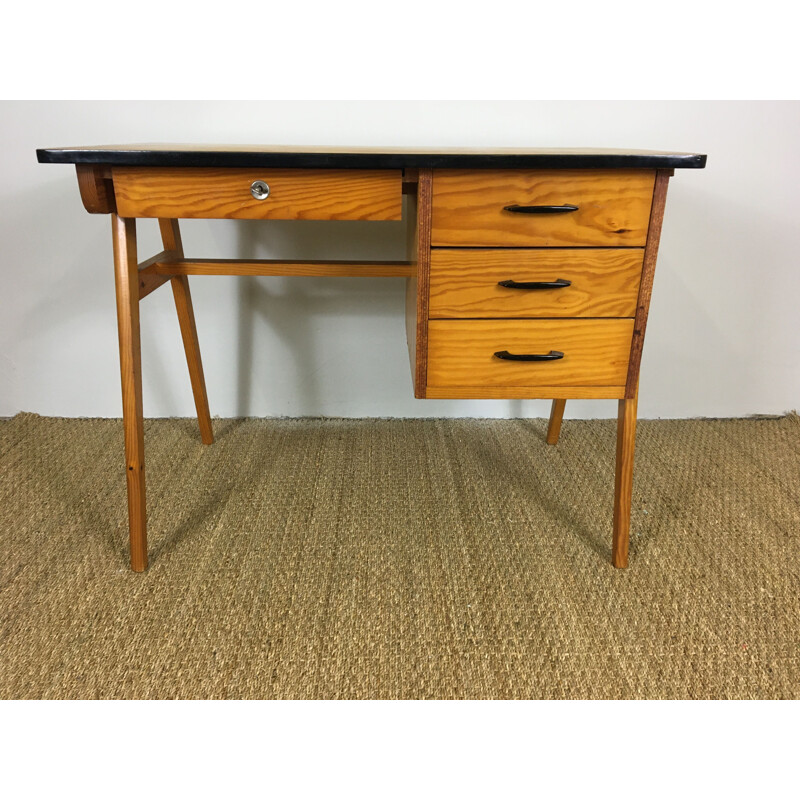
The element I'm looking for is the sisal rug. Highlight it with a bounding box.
[1,412,798,699]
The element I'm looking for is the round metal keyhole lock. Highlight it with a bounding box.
[250,180,270,200]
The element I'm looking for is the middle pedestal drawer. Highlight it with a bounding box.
[429,248,643,318]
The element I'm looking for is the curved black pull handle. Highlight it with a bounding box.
[503,204,579,214]
[498,278,571,290]
[493,350,564,362]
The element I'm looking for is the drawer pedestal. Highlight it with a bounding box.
[408,166,674,567]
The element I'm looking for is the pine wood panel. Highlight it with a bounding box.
[429,248,643,318]
[425,385,625,400]
[431,169,655,246]
[112,167,402,221]
[427,319,634,388]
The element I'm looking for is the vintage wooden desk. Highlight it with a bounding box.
[36,145,706,571]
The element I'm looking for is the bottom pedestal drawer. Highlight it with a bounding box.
[426,318,634,388]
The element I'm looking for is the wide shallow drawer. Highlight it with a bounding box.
[427,319,634,388]
[112,167,402,220]
[431,169,655,246]
[429,248,643,318]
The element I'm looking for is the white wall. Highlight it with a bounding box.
[2,100,798,420]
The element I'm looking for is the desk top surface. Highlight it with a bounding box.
[36,144,706,170]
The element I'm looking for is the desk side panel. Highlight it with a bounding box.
[625,169,672,396]
[405,169,433,397]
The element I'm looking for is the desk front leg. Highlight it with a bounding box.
[112,214,148,571]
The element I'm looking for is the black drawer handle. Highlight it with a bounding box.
[498,278,571,290]
[493,350,564,362]
[503,204,579,214]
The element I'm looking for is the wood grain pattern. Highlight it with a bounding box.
[427,319,634,389]
[112,167,402,220]
[625,170,671,397]
[136,251,175,299]
[159,219,214,446]
[410,169,433,397]
[613,389,639,568]
[404,192,419,391]
[154,259,414,278]
[76,164,116,214]
[546,399,567,445]
[112,215,147,572]
[425,385,625,400]
[431,169,656,247]
[429,248,643,318]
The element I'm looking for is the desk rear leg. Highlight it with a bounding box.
[546,399,566,445]
[612,392,638,568]
[159,219,214,445]
[112,215,148,571]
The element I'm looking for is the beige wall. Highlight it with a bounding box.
[2,100,798,419]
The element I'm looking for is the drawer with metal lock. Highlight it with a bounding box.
[112,167,403,220]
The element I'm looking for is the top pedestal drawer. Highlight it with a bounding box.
[431,170,655,247]
[112,168,403,220]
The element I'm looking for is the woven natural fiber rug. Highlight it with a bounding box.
[1,412,798,699]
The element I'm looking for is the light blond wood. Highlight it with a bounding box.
[546,399,567,444]
[153,259,414,278]
[427,319,634,389]
[425,386,625,400]
[613,389,639,568]
[429,248,643,318]
[76,165,116,214]
[112,168,402,220]
[625,170,671,397]
[410,169,433,397]
[112,215,147,572]
[431,169,656,247]
[158,220,214,446]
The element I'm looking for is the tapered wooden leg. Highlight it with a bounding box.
[546,399,567,445]
[612,392,638,568]
[112,215,147,572]
[159,219,214,445]
[170,275,214,444]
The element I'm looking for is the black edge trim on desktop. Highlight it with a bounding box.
[36,150,708,170]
